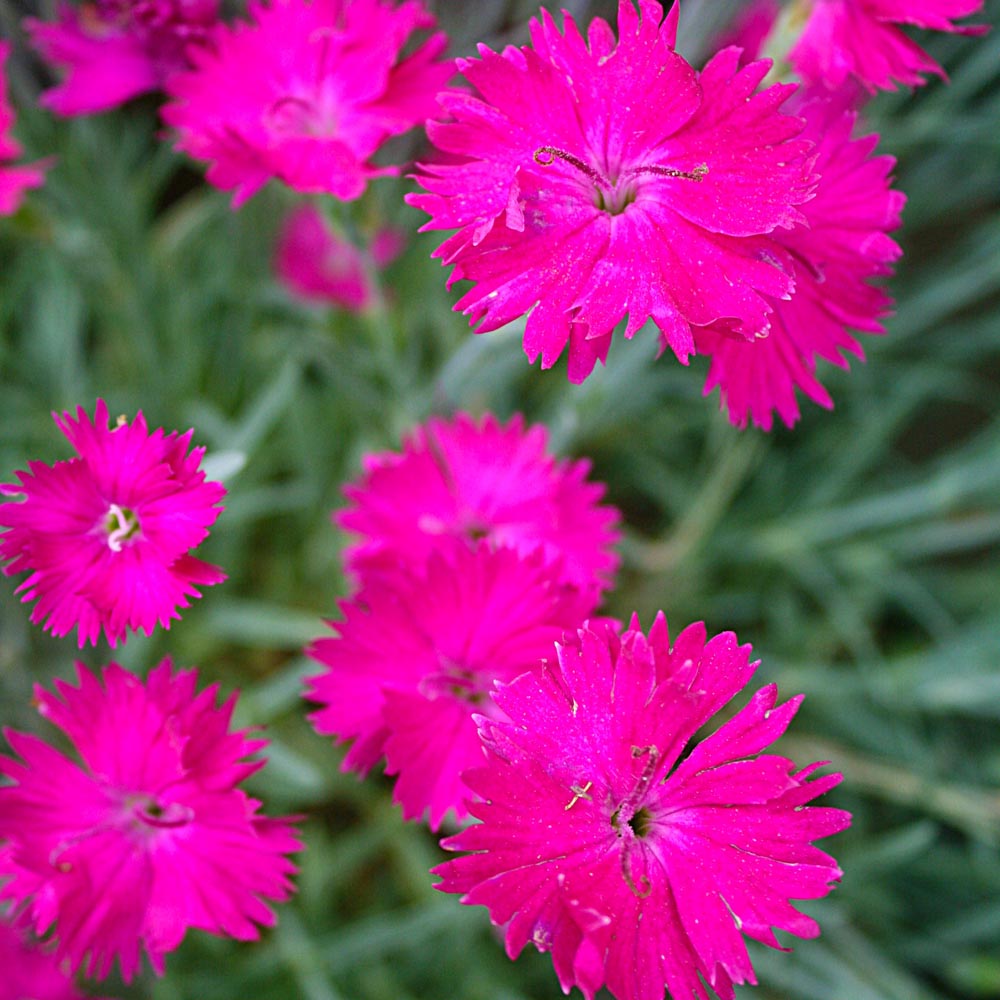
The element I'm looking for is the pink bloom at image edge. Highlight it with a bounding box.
[0,42,46,214]
[696,96,904,429]
[27,0,220,116]
[436,614,850,1000]
[408,0,818,382]
[306,540,601,830]
[162,0,454,206]
[0,660,301,982]
[275,203,404,310]
[790,0,988,93]
[337,411,621,597]
[0,399,226,647]
[0,918,89,1000]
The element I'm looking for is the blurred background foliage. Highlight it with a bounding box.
[1,0,999,998]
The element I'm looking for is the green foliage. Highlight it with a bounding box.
[1,1,999,998]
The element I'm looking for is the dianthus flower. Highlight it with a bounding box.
[306,541,598,829]
[0,661,301,982]
[162,0,453,207]
[275,203,403,310]
[789,0,987,93]
[436,614,850,1000]
[0,42,47,215]
[338,412,620,596]
[696,96,904,429]
[26,0,219,116]
[408,0,817,382]
[0,399,226,647]
[0,915,89,1000]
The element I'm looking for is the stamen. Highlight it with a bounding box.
[624,162,709,182]
[621,851,652,898]
[105,503,141,552]
[565,780,593,811]
[533,146,612,190]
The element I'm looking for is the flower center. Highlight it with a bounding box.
[420,655,488,706]
[264,95,338,138]
[103,503,141,552]
[127,794,195,830]
[533,146,708,217]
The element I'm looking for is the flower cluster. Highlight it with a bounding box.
[306,412,621,828]
[0,41,46,215]
[409,0,816,384]
[27,0,220,116]
[407,0,920,426]
[0,660,301,981]
[435,614,851,1000]
[0,399,226,647]
[162,0,453,206]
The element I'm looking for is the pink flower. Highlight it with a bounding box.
[0,916,89,1000]
[275,203,404,310]
[697,97,904,429]
[435,614,850,1000]
[306,541,597,829]
[0,42,47,215]
[407,0,817,383]
[26,0,219,116]
[337,412,620,597]
[0,399,226,647]
[789,0,987,93]
[162,0,453,207]
[0,661,301,982]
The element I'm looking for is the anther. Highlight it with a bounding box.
[624,162,709,182]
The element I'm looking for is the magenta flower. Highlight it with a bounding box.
[27,0,219,116]
[0,660,301,982]
[697,97,904,429]
[435,614,850,1000]
[408,0,817,383]
[0,916,90,1000]
[162,0,453,207]
[0,399,226,647]
[789,0,987,93]
[0,42,47,215]
[275,203,403,310]
[338,412,620,597]
[306,541,598,829]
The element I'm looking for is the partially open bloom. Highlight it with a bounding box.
[0,399,226,647]
[0,661,301,982]
[338,412,620,597]
[162,0,453,207]
[436,614,850,1000]
[408,0,817,382]
[27,0,219,116]
[697,97,904,429]
[0,916,89,1000]
[275,203,404,310]
[306,541,597,829]
[0,42,47,214]
[789,0,987,93]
